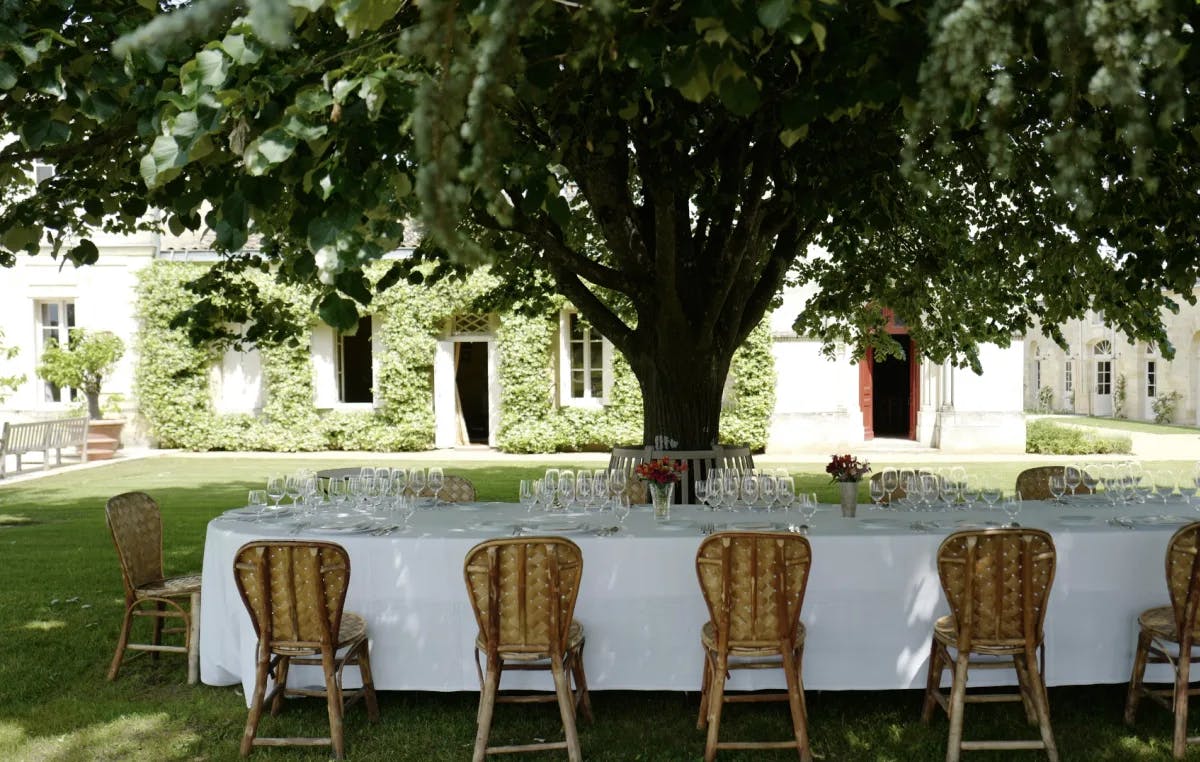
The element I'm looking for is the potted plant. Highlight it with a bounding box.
[37,329,126,458]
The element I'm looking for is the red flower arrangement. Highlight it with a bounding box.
[826,453,870,483]
[634,457,688,484]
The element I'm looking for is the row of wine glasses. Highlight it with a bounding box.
[354,466,447,503]
[519,468,632,513]
[694,470,798,512]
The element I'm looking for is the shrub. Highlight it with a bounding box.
[1113,374,1127,419]
[1025,420,1131,455]
[1036,385,1054,413]
[1152,390,1181,425]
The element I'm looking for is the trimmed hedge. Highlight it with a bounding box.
[1025,419,1132,455]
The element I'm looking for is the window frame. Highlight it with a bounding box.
[558,310,612,407]
[335,315,375,404]
[1064,360,1073,395]
[1146,360,1157,399]
[35,298,78,404]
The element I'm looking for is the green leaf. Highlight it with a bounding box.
[757,0,793,31]
[335,270,373,305]
[68,239,99,266]
[874,1,902,22]
[0,60,17,90]
[221,34,262,65]
[719,75,760,117]
[195,49,228,89]
[318,292,359,331]
[245,129,297,175]
[1,225,39,253]
[811,21,827,51]
[332,0,406,38]
[295,85,334,113]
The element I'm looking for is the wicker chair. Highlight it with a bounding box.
[417,473,477,503]
[695,531,814,762]
[464,536,592,762]
[1014,467,1089,501]
[1124,522,1200,759]
[233,541,379,759]
[105,492,202,683]
[921,529,1059,762]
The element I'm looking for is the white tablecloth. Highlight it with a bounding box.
[200,499,1184,700]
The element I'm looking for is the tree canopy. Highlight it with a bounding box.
[0,0,1196,447]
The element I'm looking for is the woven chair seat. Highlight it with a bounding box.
[136,573,202,598]
[932,615,1037,656]
[273,611,368,656]
[701,620,805,657]
[475,620,584,662]
[1136,606,1184,641]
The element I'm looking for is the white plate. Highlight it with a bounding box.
[1058,515,1095,526]
[452,504,485,512]
[651,522,696,532]
[527,521,586,533]
[1119,515,1194,529]
[726,522,777,531]
[225,506,292,519]
[466,520,514,531]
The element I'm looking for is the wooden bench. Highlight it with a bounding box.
[0,417,89,478]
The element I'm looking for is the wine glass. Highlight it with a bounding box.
[759,475,777,511]
[284,474,303,506]
[399,493,416,528]
[777,477,796,512]
[1081,466,1100,496]
[920,474,939,511]
[266,476,285,508]
[613,493,631,524]
[740,474,760,510]
[427,467,445,505]
[1002,492,1022,527]
[798,493,818,534]
[609,468,628,498]
[1063,464,1082,500]
[981,484,1002,511]
[248,489,268,518]
[390,467,408,497]
[593,473,609,504]
[558,475,575,511]
[881,468,899,505]
[1048,473,1066,505]
[869,479,886,510]
[693,476,711,510]
[409,468,427,505]
[575,473,594,512]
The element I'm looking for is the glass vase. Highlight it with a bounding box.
[839,481,859,518]
[649,481,675,522]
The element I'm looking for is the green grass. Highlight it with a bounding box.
[0,454,1197,760]
[1044,415,1200,436]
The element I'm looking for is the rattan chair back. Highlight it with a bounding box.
[234,541,351,652]
[1164,522,1200,639]
[1014,466,1088,501]
[106,492,166,599]
[464,537,583,657]
[418,474,477,503]
[696,532,812,647]
[937,529,1056,650]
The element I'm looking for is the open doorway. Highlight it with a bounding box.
[860,332,918,440]
[455,342,489,444]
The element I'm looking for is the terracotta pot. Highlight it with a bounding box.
[87,419,125,461]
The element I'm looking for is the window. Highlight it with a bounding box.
[36,299,77,402]
[1064,360,1073,394]
[1034,360,1041,390]
[1095,361,1112,396]
[336,316,373,403]
[559,311,611,404]
[1146,360,1157,398]
[34,163,54,185]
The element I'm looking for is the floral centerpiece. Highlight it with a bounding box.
[826,454,870,483]
[634,457,687,520]
[826,454,870,518]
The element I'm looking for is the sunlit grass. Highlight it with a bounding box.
[1,454,1199,760]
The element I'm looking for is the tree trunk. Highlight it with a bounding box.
[86,389,102,420]
[628,340,732,451]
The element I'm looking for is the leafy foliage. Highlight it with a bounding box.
[134,262,777,452]
[0,329,24,404]
[1152,391,1181,425]
[36,329,125,419]
[1,1,1196,447]
[1025,420,1131,456]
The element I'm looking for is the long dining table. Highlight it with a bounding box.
[200,496,1188,701]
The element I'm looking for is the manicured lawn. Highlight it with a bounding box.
[1044,415,1200,436]
[0,454,1195,760]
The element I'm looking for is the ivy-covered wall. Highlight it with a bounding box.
[134,261,776,452]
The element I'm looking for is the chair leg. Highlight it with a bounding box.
[241,651,271,757]
[704,654,729,762]
[783,645,813,762]
[1012,653,1039,724]
[552,655,582,762]
[270,656,290,716]
[108,603,135,681]
[945,651,970,762]
[187,591,201,685]
[1024,650,1058,762]
[570,644,593,724]
[1174,650,1192,760]
[321,649,345,760]
[356,642,381,722]
[1125,629,1151,725]
[697,651,713,730]
[920,637,944,723]
[473,660,501,762]
[151,601,165,661]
